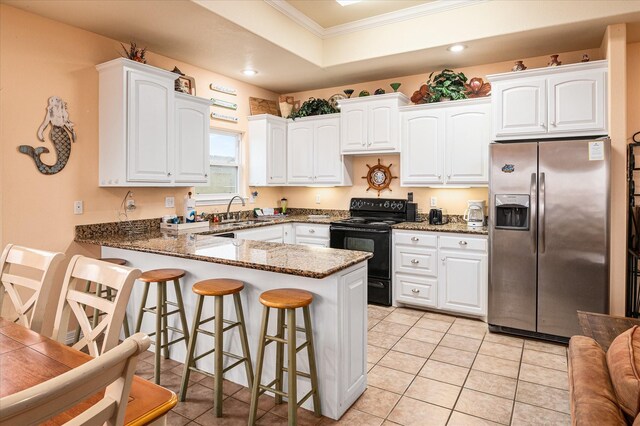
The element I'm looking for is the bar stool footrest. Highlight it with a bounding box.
[281,367,311,379]
[193,348,216,362]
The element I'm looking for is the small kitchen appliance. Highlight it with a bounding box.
[428,208,446,225]
[330,198,416,306]
[464,200,486,228]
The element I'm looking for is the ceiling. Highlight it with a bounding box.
[285,0,433,28]
[2,0,640,94]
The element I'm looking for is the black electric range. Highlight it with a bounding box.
[330,198,415,306]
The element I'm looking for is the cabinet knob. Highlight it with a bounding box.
[437,174,442,179]
[540,122,546,128]
[410,259,420,264]
[411,288,420,294]
[550,121,556,126]
[309,229,315,234]
[205,173,208,177]
[447,174,451,178]
[167,172,172,176]
[411,237,419,242]
[459,241,468,246]
[441,257,446,262]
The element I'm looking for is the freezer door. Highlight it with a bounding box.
[537,139,610,337]
[489,142,538,332]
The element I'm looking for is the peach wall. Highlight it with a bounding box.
[282,48,603,214]
[630,42,640,139]
[0,4,282,261]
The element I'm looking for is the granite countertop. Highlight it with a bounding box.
[392,221,488,235]
[75,229,372,279]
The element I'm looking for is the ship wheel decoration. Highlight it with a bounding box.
[363,158,397,196]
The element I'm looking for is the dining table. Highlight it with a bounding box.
[0,317,177,425]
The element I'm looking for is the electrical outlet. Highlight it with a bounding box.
[315,194,321,204]
[430,197,437,207]
[74,200,83,215]
[165,196,175,208]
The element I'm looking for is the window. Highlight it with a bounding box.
[196,129,242,203]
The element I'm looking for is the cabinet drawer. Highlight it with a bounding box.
[439,236,487,252]
[394,231,437,248]
[295,224,330,238]
[395,274,437,307]
[295,236,329,248]
[395,247,437,276]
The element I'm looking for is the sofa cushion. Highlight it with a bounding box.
[607,325,640,420]
[568,335,626,425]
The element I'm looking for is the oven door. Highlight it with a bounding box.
[329,226,390,279]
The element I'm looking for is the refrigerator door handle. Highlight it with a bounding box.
[540,172,546,253]
[530,172,537,254]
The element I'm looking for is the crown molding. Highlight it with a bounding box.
[265,0,487,39]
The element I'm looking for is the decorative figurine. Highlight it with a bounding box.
[19,96,76,175]
[464,77,492,98]
[120,41,147,63]
[343,89,354,98]
[548,55,562,67]
[374,88,386,95]
[512,61,527,71]
[358,90,370,97]
[581,54,590,62]
[390,82,402,92]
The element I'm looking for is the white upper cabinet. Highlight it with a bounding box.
[248,114,288,186]
[489,60,607,140]
[97,58,211,187]
[339,93,409,154]
[400,98,491,187]
[445,102,491,184]
[287,115,351,186]
[174,93,211,184]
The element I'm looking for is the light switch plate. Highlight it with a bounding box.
[315,194,321,204]
[430,197,437,207]
[74,200,83,215]
[165,197,175,208]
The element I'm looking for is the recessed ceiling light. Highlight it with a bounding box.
[447,44,467,53]
[242,69,257,76]
[336,0,362,6]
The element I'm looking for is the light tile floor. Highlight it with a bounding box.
[134,305,571,425]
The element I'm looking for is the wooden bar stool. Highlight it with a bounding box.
[179,279,253,417]
[134,268,190,384]
[249,289,321,425]
[73,258,131,344]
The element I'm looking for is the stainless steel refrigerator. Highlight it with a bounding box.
[488,138,610,340]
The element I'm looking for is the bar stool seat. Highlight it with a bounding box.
[193,279,244,296]
[135,268,190,385]
[259,288,313,309]
[179,278,253,418]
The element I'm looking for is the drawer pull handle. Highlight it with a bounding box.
[411,288,420,294]
[411,237,419,242]
[459,241,468,246]
[410,259,420,264]
[309,229,315,234]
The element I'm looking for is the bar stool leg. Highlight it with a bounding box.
[275,309,285,405]
[249,306,270,425]
[161,282,170,360]
[173,278,190,348]
[214,295,224,417]
[233,292,254,390]
[287,308,297,424]
[135,281,150,333]
[180,294,204,401]
[154,281,163,384]
[303,306,321,416]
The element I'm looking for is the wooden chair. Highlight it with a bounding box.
[0,244,65,336]
[52,255,141,356]
[0,332,151,426]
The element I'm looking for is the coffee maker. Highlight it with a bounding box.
[464,200,486,228]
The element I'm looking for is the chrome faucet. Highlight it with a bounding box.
[225,195,245,221]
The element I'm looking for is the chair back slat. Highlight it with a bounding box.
[0,244,64,336]
[0,333,151,426]
[53,255,141,356]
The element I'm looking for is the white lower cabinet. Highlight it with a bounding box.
[294,224,330,247]
[393,230,488,317]
[234,225,284,243]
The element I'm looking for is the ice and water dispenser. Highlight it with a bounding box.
[495,195,530,230]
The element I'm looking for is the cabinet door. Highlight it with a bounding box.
[174,98,209,184]
[445,103,491,184]
[368,100,398,151]
[493,78,547,138]
[235,225,283,242]
[127,71,174,182]
[548,69,606,135]
[287,121,314,184]
[400,109,444,185]
[314,118,342,183]
[439,251,487,316]
[267,121,287,184]
[340,105,367,152]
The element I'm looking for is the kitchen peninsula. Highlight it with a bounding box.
[75,220,371,420]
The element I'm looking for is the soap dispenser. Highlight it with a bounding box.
[184,192,196,223]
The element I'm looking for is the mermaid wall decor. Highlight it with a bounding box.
[19,96,76,175]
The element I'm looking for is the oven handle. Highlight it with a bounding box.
[329,226,390,234]
[368,281,386,289]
